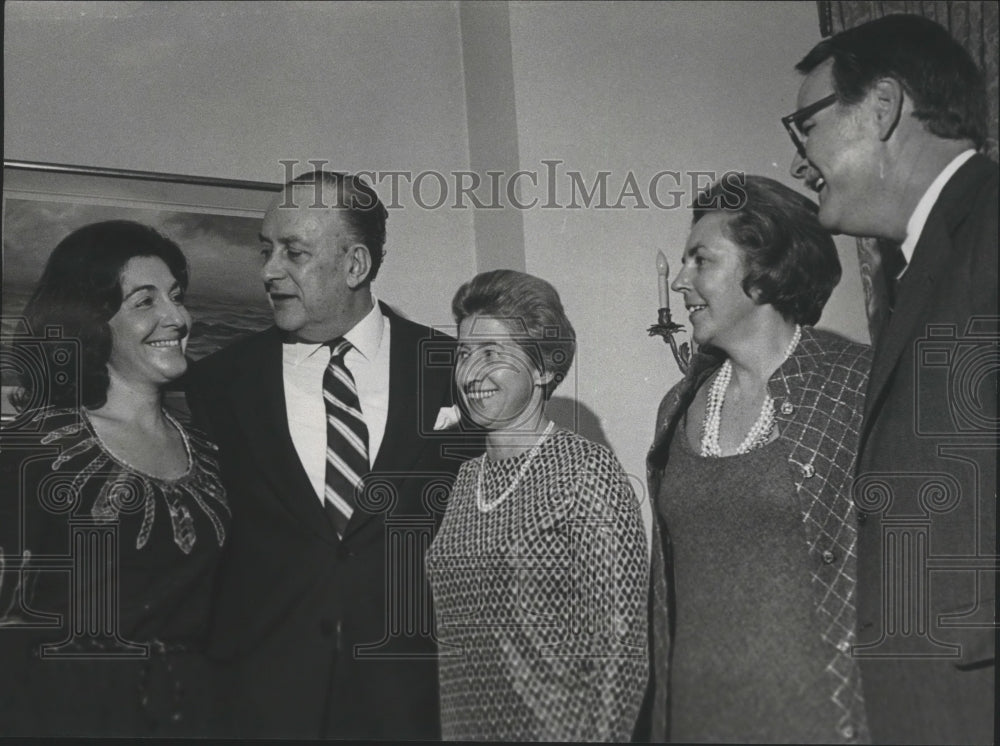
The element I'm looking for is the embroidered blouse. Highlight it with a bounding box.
[1,405,229,643]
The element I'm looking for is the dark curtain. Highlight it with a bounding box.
[815,1,999,345]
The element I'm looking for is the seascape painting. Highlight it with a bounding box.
[1,175,279,419]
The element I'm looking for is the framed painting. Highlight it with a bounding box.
[1,160,282,419]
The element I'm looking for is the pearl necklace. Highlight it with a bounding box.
[476,421,556,513]
[700,324,801,458]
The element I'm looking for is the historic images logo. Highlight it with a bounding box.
[276,159,748,212]
[853,316,999,661]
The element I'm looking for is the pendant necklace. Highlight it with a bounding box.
[476,421,556,513]
[700,324,801,458]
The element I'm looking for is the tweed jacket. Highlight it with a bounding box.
[645,326,873,743]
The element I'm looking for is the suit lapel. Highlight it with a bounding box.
[863,223,943,424]
[372,334,422,473]
[227,328,337,544]
[861,155,988,432]
[342,308,437,540]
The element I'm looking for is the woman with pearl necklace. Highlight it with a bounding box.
[644,175,873,744]
[426,269,650,742]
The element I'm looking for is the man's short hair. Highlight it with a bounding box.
[288,170,389,282]
[796,14,987,148]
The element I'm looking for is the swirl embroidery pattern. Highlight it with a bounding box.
[34,408,229,554]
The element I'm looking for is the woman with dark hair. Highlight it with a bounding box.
[426,270,649,741]
[646,176,872,743]
[0,220,229,737]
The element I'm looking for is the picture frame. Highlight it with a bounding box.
[2,160,283,419]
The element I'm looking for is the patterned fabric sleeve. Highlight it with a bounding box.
[529,439,649,742]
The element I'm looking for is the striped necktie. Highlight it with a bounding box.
[323,338,369,536]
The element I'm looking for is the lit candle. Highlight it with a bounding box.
[657,250,669,309]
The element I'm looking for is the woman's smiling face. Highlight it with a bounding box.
[106,255,191,392]
[455,315,544,432]
[671,211,760,351]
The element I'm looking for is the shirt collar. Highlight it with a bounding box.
[900,149,976,265]
[342,296,383,361]
[282,297,384,364]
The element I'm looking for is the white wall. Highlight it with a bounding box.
[4,1,870,516]
[3,0,478,327]
[506,1,869,516]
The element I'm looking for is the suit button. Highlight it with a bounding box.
[337,544,354,560]
[821,550,836,564]
[320,619,336,638]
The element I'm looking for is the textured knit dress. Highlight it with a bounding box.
[426,428,649,742]
[646,328,873,744]
[658,424,834,743]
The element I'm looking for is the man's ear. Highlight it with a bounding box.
[871,77,905,142]
[344,243,372,288]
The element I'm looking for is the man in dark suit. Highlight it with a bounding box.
[186,170,471,739]
[787,15,997,745]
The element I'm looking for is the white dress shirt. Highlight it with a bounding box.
[898,149,976,276]
[282,299,391,503]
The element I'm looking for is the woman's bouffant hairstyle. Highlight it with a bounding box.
[14,220,189,412]
[451,269,575,400]
[692,175,841,326]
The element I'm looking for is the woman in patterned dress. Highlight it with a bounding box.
[645,176,872,743]
[426,270,649,742]
[0,221,229,736]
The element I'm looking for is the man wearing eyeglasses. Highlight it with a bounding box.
[786,14,996,746]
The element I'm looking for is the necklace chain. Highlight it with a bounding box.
[700,325,801,458]
[476,421,556,513]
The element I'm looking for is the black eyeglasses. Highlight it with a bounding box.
[781,94,837,158]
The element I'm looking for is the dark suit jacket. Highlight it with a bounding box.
[854,153,997,745]
[185,303,474,740]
